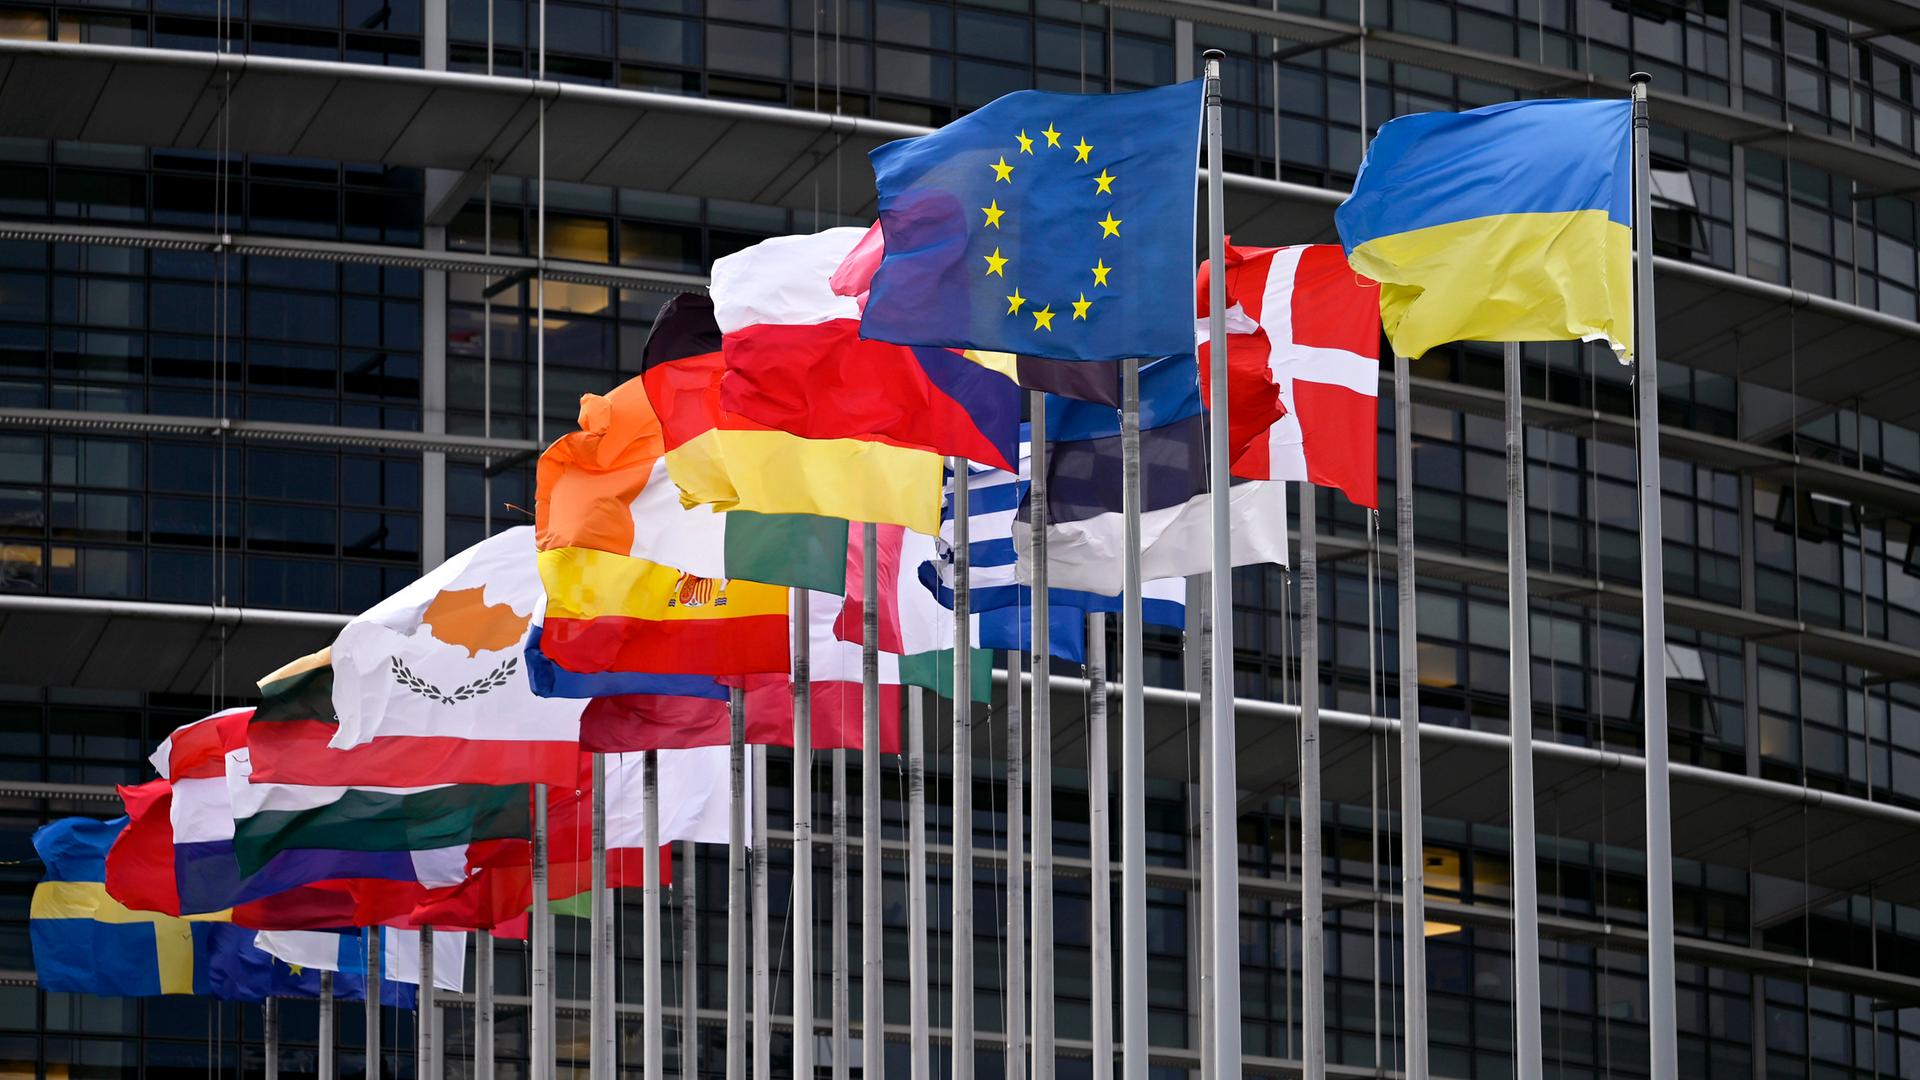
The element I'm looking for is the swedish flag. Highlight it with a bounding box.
[861,81,1204,363]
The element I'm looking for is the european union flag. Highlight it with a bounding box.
[862,81,1204,363]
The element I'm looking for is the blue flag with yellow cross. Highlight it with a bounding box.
[861,81,1204,363]
[30,815,413,1004]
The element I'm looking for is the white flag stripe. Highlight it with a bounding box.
[1023,481,1290,595]
[170,776,235,845]
[604,746,744,848]
[710,228,866,331]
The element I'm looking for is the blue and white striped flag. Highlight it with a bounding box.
[917,426,1185,663]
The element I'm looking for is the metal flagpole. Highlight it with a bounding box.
[682,841,698,1080]
[367,928,382,1080]
[319,974,335,1080]
[1085,611,1113,1080]
[793,590,817,1080]
[592,753,612,1080]
[907,687,932,1079]
[532,786,551,1080]
[1118,357,1147,1080]
[474,933,492,1080]
[418,929,436,1080]
[730,690,749,1080]
[1630,71,1679,1080]
[861,522,885,1080]
[1504,341,1544,1080]
[1201,50,1243,1080]
[1299,488,1326,1080]
[1393,349,1428,1077]
[1028,396,1055,1080]
[1006,642,1026,1080]
[751,737,772,1080]
[831,742,848,1080]
[1186,575,1212,1080]
[952,457,975,1080]
[644,752,664,1080]
[265,998,278,1080]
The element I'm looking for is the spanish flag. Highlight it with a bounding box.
[1335,98,1633,361]
[538,545,789,676]
[643,292,945,535]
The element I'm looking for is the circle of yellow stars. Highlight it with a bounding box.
[977,121,1118,333]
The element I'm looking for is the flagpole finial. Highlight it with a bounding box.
[1629,70,1652,84]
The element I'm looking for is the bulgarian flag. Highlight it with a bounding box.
[105,709,472,930]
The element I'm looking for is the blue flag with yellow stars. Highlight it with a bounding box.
[861,81,1204,363]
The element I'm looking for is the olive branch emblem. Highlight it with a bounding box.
[390,656,518,704]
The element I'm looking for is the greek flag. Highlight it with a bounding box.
[918,426,1184,663]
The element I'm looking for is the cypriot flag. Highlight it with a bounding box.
[325,526,582,784]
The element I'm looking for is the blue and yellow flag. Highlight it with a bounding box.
[30,816,415,1004]
[862,81,1203,363]
[1334,98,1633,361]
[31,816,230,996]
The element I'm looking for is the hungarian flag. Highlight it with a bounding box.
[712,228,1020,474]
[1197,242,1382,509]
[321,526,581,787]
[106,710,466,930]
[643,292,944,535]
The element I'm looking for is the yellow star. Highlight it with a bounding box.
[1032,305,1056,331]
[1072,293,1093,320]
[1093,169,1116,195]
[990,155,1014,183]
[1090,260,1111,287]
[1097,212,1122,238]
[1041,123,1062,148]
[1016,130,1034,154]
[981,200,1005,228]
[1006,289,1026,315]
[983,247,1008,277]
[1074,137,1094,163]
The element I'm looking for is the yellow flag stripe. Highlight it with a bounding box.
[539,547,789,622]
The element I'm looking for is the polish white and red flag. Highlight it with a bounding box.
[1198,242,1383,510]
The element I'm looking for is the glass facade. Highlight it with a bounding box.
[0,0,1918,1076]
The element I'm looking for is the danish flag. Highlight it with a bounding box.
[1198,243,1383,509]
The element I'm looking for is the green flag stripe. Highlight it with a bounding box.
[899,647,993,704]
[233,784,531,875]
[724,512,849,593]
[254,664,337,726]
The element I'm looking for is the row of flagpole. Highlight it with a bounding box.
[317,52,1681,1080]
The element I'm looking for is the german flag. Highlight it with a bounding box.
[643,292,945,535]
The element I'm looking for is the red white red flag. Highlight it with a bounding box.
[1198,243,1382,509]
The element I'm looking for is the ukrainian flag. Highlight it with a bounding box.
[1335,98,1634,361]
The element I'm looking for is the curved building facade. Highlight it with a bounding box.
[0,0,1917,1077]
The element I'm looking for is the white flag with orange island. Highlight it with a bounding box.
[323,526,582,786]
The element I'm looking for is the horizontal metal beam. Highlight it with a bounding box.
[1098,0,1920,192]
[0,406,539,459]
[1408,375,1920,519]
[0,219,707,294]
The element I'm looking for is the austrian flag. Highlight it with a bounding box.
[1199,243,1383,509]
